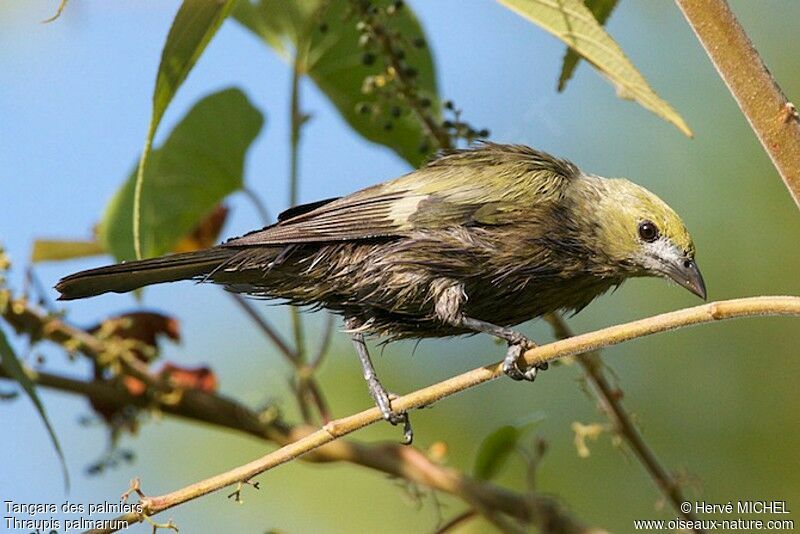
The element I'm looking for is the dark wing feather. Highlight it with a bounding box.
[225,188,417,246]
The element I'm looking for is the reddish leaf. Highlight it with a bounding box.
[159,362,218,393]
[172,204,229,253]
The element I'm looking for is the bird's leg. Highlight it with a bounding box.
[458,316,547,381]
[433,280,547,382]
[345,318,413,444]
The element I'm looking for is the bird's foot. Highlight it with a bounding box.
[502,337,547,382]
[367,377,413,445]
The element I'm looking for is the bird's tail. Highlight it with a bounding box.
[55,248,237,300]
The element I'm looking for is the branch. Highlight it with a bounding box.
[0,369,589,533]
[90,296,800,532]
[0,293,592,533]
[545,314,701,529]
[675,0,800,208]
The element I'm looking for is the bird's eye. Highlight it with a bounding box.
[638,220,660,242]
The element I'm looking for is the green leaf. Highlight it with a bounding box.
[99,88,264,261]
[473,425,520,480]
[0,327,69,488]
[31,240,105,263]
[496,0,692,136]
[133,0,238,259]
[557,0,619,92]
[234,0,440,167]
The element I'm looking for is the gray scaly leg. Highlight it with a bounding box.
[345,318,413,444]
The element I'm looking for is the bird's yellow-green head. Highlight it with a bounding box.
[585,177,706,299]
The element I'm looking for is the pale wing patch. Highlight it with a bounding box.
[389,195,427,227]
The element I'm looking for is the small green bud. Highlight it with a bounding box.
[362,53,376,66]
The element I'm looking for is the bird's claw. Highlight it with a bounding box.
[502,338,547,382]
[368,380,413,444]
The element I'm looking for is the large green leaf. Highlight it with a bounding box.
[99,88,264,261]
[557,0,620,92]
[0,327,68,487]
[497,0,692,136]
[234,0,440,167]
[133,0,238,259]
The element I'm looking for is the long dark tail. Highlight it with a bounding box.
[55,248,237,300]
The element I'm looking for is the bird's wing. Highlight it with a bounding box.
[224,185,518,247]
[224,143,576,247]
[224,185,427,246]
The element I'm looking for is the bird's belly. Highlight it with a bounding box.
[218,237,618,340]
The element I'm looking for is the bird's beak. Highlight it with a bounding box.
[664,258,707,300]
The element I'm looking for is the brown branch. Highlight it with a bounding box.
[0,293,592,533]
[87,296,800,532]
[545,313,702,531]
[0,368,587,533]
[675,0,800,209]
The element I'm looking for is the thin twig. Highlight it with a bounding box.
[228,293,298,363]
[545,313,702,531]
[240,187,271,225]
[436,510,478,534]
[675,0,800,209]
[310,313,335,370]
[227,293,332,423]
[85,296,800,532]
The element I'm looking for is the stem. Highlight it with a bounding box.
[288,53,306,361]
[86,296,800,532]
[675,0,800,209]
[241,187,271,225]
[228,293,298,363]
[545,314,702,531]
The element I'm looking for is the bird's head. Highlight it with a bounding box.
[590,178,706,299]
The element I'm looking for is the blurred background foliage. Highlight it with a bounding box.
[1,0,799,532]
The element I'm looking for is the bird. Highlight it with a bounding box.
[56,143,706,443]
